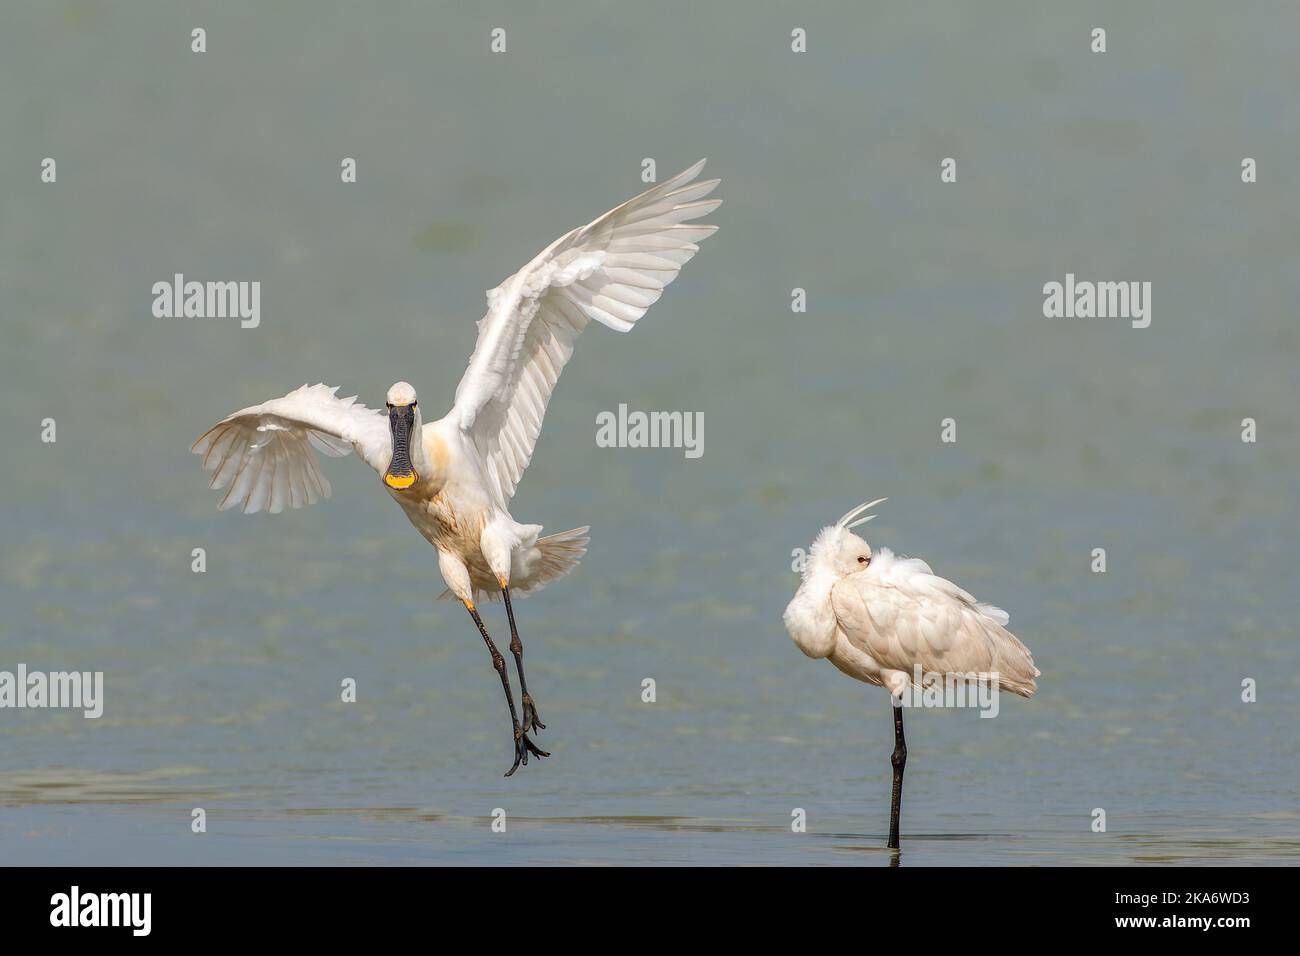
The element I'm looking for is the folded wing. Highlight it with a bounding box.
[191,383,391,514]
[450,159,721,505]
[831,550,1039,696]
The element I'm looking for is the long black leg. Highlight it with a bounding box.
[465,601,548,777]
[501,586,545,733]
[888,699,907,849]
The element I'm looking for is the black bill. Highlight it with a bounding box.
[383,405,418,489]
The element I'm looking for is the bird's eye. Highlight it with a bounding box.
[858,556,869,565]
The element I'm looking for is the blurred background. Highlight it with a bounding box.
[1,1,1296,864]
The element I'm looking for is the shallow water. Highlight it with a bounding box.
[1,1,1297,865]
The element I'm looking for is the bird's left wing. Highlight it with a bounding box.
[450,159,721,505]
[831,551,1038,691]
[191,383,391,513]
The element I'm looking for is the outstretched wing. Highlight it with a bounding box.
[450,159,721,505]
[191,383,391,514]
[830,549,1039,694]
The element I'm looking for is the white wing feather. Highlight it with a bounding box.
[831,548,1040,695]
[191,383,391,514]
[451,159,721,504]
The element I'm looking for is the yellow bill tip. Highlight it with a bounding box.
[383,471,417,489]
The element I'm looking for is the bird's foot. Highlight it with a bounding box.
[504,723,549,777]
[521,693,546,733]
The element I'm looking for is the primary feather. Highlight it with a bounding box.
[190,383,390,514]
[451,159,721,505]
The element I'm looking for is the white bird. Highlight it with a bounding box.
[191,161,721,775]
[783,498,1039,849]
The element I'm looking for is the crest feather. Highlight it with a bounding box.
[836,497,887,529]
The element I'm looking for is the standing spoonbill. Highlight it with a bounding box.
[191,160,720,775]
[783,498,1039,848]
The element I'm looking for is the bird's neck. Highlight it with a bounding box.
[412,427,449,495]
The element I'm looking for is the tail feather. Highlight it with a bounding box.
[436,526,590,601]
[515,526,589,596]
[992,629,1040,698]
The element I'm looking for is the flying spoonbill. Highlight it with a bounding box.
[783,499,1039,848]
[192,161,720,775]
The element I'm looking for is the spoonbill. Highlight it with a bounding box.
[191,160,720,775]
[783,498,1039,848]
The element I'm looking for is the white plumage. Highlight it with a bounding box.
[783,497,1039,848]
[829,548,1037,696]
[192,384,389,513]
[191,161,721,774]
[784,498,1038,697]
[453,158,720,505]
[192,159,719,587]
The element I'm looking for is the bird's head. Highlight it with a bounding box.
[383,381,422,490]
[806,497,887,578]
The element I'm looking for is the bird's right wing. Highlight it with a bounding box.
[191,383,391,514]
[450,159,721,505]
